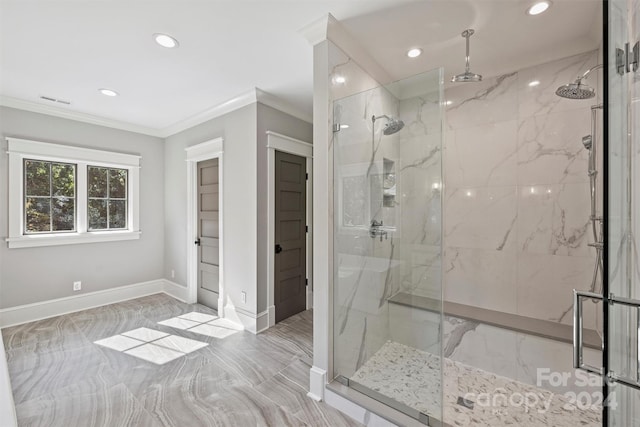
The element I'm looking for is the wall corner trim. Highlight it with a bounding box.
[298,14,332,46]
[308,366,327,401]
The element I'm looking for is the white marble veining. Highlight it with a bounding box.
[517,108,591,186]
[446,120,518,189]
[444,247,517,313]
[445,186,518,251]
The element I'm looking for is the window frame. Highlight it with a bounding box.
[7,137,141,248]
[23,159,77,234]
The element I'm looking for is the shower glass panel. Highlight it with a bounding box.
[607,0,640,425]
[332,68,444,424]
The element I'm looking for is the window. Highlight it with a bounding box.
[7,137,141,248]
[88,167,128,230]
[24,160,76,233]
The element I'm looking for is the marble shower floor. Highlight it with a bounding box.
[2,293,362,427]
[351,341,602,427]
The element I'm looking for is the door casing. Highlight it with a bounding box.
[186,138,224,314]
[266,131,313,329]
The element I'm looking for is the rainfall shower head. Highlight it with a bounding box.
[555,82,596,99]
[451,29,483,83]
[372,115,405,135]
[555,64,602,99]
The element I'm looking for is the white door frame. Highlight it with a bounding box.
[267,131,313,328]
[186,137,224,314]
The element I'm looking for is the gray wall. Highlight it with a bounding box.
[0,107,165,308]
[164,104,258,315]
[256,103,313,313]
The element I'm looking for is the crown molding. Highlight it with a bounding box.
[2,88,312,139]
[256,89,313,124]
[298,14,331,46]
[161,89,259,137]
[0,96,164,138]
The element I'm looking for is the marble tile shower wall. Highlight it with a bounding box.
[442,50,602,329]
[333,84,402,378]
[397,94,443,301]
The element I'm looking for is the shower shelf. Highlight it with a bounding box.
[388,292,601,350]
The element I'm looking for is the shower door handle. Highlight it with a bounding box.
[574,290,640,391]
[572,290,603,376]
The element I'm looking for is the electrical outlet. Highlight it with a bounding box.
[73,281,81,291]
[241,291,246,304]
[171,269,175,279]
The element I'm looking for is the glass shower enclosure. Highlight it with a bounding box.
[332,68,444,424]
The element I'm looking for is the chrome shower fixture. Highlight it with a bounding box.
[451,29,483,83]
[582,135,593,150]
[555,64,603,99]
[372,114,405,135]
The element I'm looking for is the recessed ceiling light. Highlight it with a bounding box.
[528,80,541,87]
[99,88,118,97]
[334,75,346,84]
[153,33,179,48]
[407,48,422,58]
[445,100,453,105]
[527,1,551,15]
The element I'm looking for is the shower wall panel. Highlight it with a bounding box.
[442,50,601,329]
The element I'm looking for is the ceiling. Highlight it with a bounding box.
[0,0,601,136]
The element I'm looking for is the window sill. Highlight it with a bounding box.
[6,230,142,249]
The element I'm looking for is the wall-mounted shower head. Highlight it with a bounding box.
[582,135,593,150]
[451,29,483,83]
[555,64,602,99]
[555,82,596,99]
[372,115,405,135]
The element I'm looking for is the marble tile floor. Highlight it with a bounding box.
[2,293,362,427]
[351,341,601,427]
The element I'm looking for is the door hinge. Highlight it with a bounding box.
[617,41,639,75]
[305,225,308,233]
[333,123,341,132]
[305,278,308,286]
[305,173,308,180]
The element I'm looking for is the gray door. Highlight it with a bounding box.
[197,158,220,310]
[275,151,307,323]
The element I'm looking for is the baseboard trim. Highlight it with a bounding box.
[308,366,326,401]
[221,305,252,333]
[268,305,276,327]
[162,280,189,303]
[0,279,173,328]
[255,309,270,334]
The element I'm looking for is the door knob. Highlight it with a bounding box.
[275,244,282,254]
[194,238,201,246]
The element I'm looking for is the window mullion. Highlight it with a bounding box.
[77,163,88,233]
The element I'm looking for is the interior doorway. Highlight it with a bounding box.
[274,150,307,322]
[186,137,224,314]
[266,131,313,328]
[196,158,220,310]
